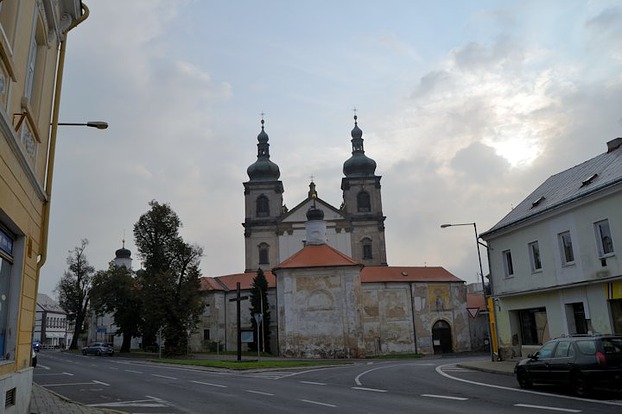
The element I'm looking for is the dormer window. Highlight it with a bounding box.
[581,173,598,187]
[531,196,545,208]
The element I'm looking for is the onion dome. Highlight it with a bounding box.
[343,114,377,177]
[247,119,281,181]
[306,205,325,221]
[115,242,131,259]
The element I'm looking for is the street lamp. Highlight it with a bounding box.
[440,222,495,362]
[57,121,108,129]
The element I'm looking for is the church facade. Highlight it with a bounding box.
[195,117,472,357]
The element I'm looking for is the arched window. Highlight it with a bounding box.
[357,191,371,212]
[362,237,373,259]
[258,243,269,265]
[256,195,270,217]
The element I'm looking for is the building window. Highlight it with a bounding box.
[202,304,211,317]
[528,241,542,272]
[502,249,514,277]
[0,225,18,361]
[518,307,548,345]
[594,219,614,257]
[362,237,373,259]
[203,329,210,341]
[357,191,371,212]
[258,243,269,265]
[558,231,575,265]
[256,195,270,217]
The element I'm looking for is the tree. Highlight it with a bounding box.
[56,239,94,350]
[248,268,271,353]
[133,200,204,356]
[90,263,142,352]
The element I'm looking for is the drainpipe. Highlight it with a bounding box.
[37,3,90,275]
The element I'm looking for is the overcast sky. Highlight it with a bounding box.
[39,0,622,298]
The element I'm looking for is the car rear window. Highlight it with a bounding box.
[575,340,596,355]
[602,338,622,354]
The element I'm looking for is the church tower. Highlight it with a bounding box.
[243,119,284,272]
[114,240,132,269]
[341,115,387,266]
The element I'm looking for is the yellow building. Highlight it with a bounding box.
[0,2,87,412]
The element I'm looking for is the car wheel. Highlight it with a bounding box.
[572,373,590,397]
[516,368,533,389]
[82,350,87,355]
[96,350,102,356]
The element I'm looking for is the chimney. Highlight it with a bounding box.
[607,138,622,153]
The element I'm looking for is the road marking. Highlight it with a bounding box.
[421,394,469,401]
[62,372,74,376]
[515,404,581,412]
[352,386,387,393]
[301,399,337,408]
[89,398,167,408]
[92,380,109,386]
[190,380,227,388]
[44,382,102,387]
[246,390,274,396]
[300,381,326,386]
[152,374,177,380]
[36,364,51,370]
[125,369,143,374]
[437,363,622,407]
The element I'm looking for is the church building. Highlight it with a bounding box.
[196,116,472,357]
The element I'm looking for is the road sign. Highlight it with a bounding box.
[467,307,480,319]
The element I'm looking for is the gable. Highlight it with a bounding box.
[281,197,346,223]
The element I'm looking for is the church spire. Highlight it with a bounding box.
[343,113,377,177]
[247,116,281,182]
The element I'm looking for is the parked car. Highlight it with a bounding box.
[514,334,622,396]
[82,342,114,356]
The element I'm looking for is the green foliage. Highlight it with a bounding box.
[133,200,204,356]
[248,268,271,353]
[56,239,94,350]
[90,263,142,352]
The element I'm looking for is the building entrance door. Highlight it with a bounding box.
[432,320,452,354]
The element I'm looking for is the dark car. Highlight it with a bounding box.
[82,342,114,356]
[514,334,622,396]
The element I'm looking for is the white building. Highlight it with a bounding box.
[34,294,70,349]
[481,138,622,360]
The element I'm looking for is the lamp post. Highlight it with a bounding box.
[57,121,108,129]
[441,222,495,362]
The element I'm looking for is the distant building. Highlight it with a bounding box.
[481,138,622,360]
[0,2,87,411]
[195,118,472,357]
[34,294,69,349]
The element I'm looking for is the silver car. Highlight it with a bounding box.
[82,342,114,356]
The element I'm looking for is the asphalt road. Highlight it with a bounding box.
[34,351,622,414]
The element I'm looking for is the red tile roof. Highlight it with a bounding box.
[275,244,360,269]
[467,292,486,310]
[361,266,463,283]
[199,271,275,292]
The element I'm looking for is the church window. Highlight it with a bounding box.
[256,195,270,217]
[362,237,373,259]
[258,243,269,264]
[357,191,371,212]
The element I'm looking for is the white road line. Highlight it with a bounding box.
[151,374,177,380]
[125,369,143,374]
[515,403,582,412]
[190,380,227,388]
[351,386,387,393]
[36,364,51,370]
[62,372,74,376]
[437,363,622,407]
[92,380,109,386]
[301,399,337,408]
[246,390,274,396]
[300,381,326,386]
[421,394,469,401]
[44,382,101,387]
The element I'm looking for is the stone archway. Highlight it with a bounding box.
[432,320,453,354]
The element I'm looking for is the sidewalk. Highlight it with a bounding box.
[457,359,517,376]
[30,383,123,414]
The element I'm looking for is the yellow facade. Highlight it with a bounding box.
[0,1,86,412]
